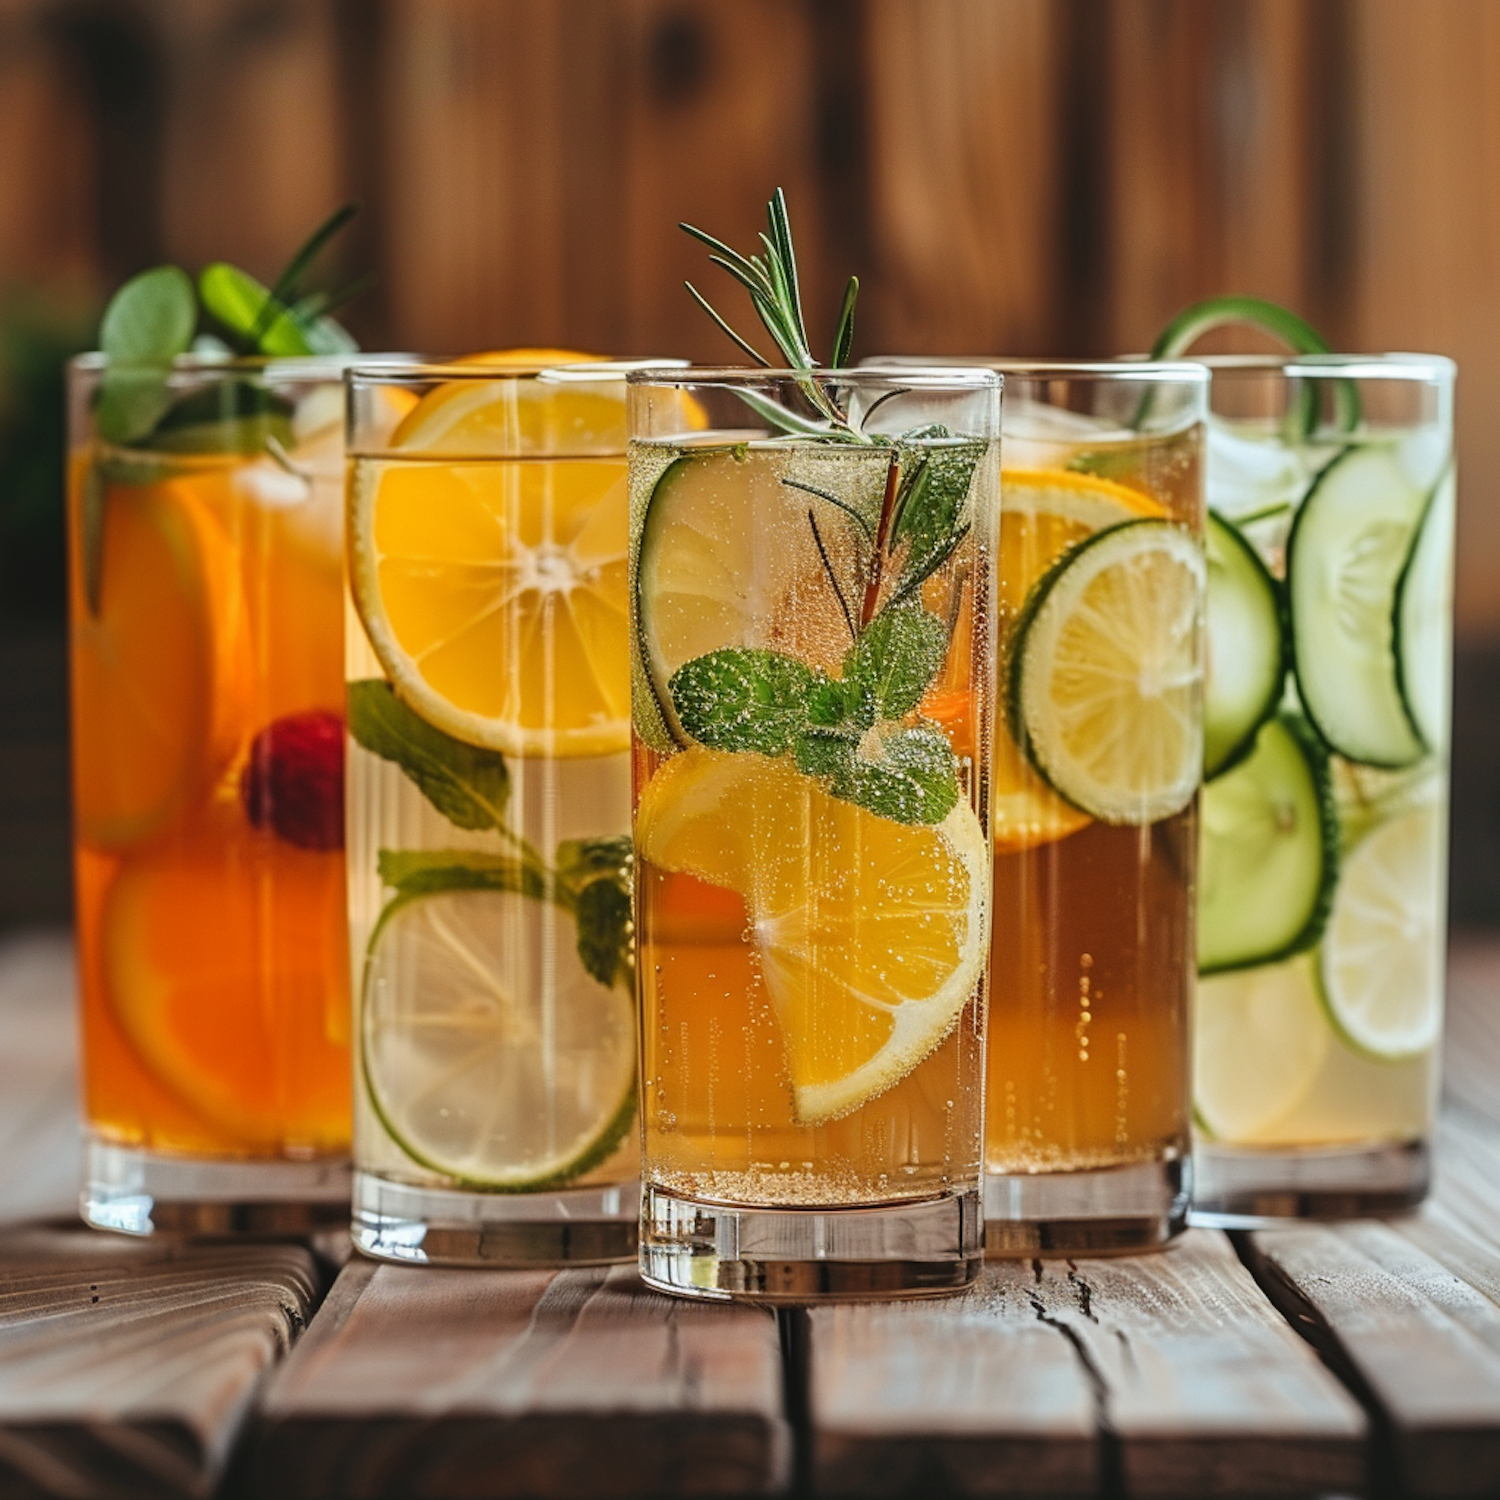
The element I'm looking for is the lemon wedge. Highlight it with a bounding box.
[636,747,988,1123]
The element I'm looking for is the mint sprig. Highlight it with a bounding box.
[667,623,961,826]
[348,679,510,832]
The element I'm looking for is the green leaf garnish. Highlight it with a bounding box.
[888,437,984,595]
[843,603,948,725]
[348,679,510,831]
[842,726,960,824]
[572,878,633,990]
[99,265,197,365]
[377,847,546,901]
[669,648,817,755]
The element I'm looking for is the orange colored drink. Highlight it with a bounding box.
[68,357,351,1232]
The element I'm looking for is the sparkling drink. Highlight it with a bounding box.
[630,368,1000,1300]
[345,358,654,1266]
[1191,355,1454,1219]
[977,365,1206,1253]
[68,355,352,1233]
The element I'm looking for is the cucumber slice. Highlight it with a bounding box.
[1287,446,1428,768]
[1009,519,1204,825]
[1204,510,1284,778]
[1394,467,1455,753]
[1199,714,1338,973]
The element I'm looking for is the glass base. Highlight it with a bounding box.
[639,1183,983,1303]
[351,1171,638,1266]
[82,1136,351,1237]
[983,1154,1190,1256]
[1190,1138,1430,1226]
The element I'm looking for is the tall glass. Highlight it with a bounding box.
[68,354,352,1234]
[867,359,1207,1252]
[346,360,666,1265]
[629,367,1000,1300]
[1191,355,1454,1220]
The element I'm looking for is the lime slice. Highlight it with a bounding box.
[1318,805,1445,1061]
[1009,519,1205,824]
[361,883,636,1189]
[1194,955,1332,1143]
[632,444,829,746]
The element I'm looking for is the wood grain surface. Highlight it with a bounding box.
[809,1229,1364,1499]
[0,1228,318,1500]
[252,1258,791,1499]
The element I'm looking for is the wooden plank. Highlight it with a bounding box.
[1249,1219,1500,1499]
[252,1258,790,1499]
[809,1229,1364,1498]
[0,929,79,1228]
[858,0,1063,358]
[808,1265,1096,1498]
[0,1227,317,1500]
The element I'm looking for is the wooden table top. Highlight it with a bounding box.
[2,927,1498,1500]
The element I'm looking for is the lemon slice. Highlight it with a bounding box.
[1194,954,1331,1142]
[635,747,987,1123]
[350,351,631,757]
[361,882,637,1189]
[1318,805,1445,1060]
[1010,519,1204,824]
[991,469,1165,852]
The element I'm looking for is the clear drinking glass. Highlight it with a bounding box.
[346,360,666,1265]
[68,354,353,1234]
[1190,355,1454,1220]
[629,366,1000,1300]
[879,359,1207,1252]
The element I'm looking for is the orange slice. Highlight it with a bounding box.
[101,828,350,1146]
[71,471,249,850]
[351,350,631,757]
[635,747,988,1123]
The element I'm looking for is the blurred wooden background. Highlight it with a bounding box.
[3,0,1500,922]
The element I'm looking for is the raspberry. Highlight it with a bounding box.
[240,711,345,851]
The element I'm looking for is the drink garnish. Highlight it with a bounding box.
[649,191,992,826]
[240,710,346,851]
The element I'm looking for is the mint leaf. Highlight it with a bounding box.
[844,603,947,724]
[890,438,983,593]
[574,877,632,990]
[97,267,198,446]
[349,679,509,830]
[100,266,196,364]
[377,847,546,900]
[794,726,857,781]
[670,648,816,754]
[844,725,960,825]
[554,835,632,894]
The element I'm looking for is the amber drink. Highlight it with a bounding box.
[630,367,1000,1300]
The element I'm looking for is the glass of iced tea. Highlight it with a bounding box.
[877,358,1208,1252]
[68,354,353,1233]
[981,363,1206,1253]
[345,357,679,1266]
[629,366,1000,1300]
[1191,355,1454,1219]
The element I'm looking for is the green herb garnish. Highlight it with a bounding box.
[666,191,987,826]
[352,683,633,993]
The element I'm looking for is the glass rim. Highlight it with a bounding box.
[1188,351,1455,382]
[348,357,689,385]
[859,355,1206,383]
[69,350,415,381]
[625,363,1002,389]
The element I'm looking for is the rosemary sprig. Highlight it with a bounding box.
[681,188,861,432]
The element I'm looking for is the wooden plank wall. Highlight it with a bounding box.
[1,0,1498,630]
